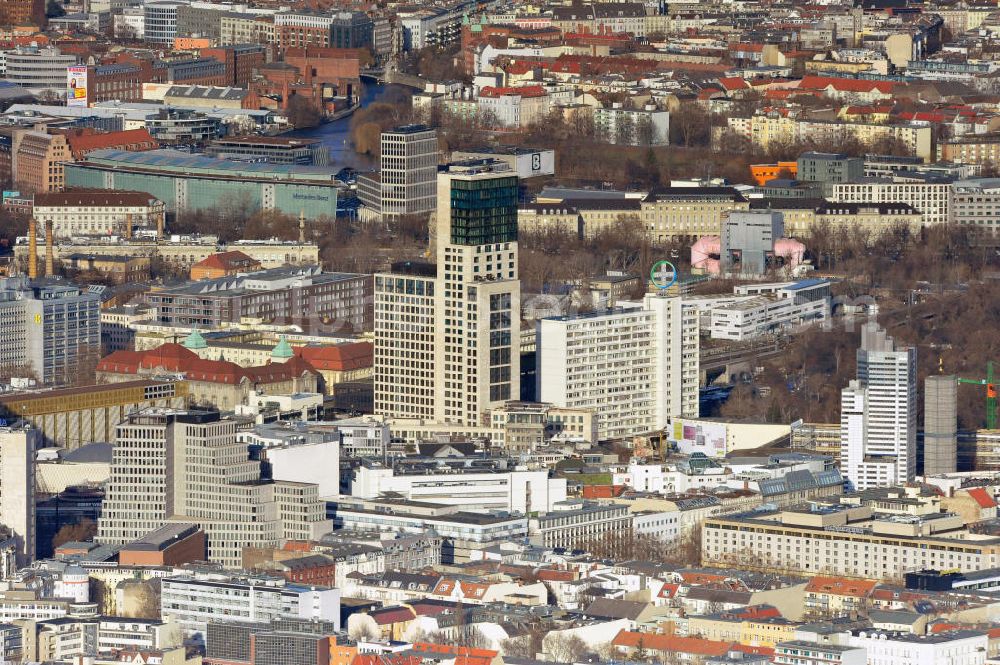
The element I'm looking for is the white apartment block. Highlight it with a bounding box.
[351,463,567,514]
[844,630,987,665]
[0,425,36,565]
[536,294,699,441]
[374,161,521,427]
[841,324,917,491]
[36,617,180,661]
[774,641,866,665]
[0,594,68,622]
[160,575,340,641]
[827,181,951,226]
[97,410,331,569]
[594,104,670,146]
[951,178,1000,233]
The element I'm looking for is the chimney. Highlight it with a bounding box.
[156,212,165,239]
[27,218,38,280]
[45,220,54,277]
[125,213,133,239]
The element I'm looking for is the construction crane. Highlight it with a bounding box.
[956,361,998,430]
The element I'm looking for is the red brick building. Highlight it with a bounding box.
[0,0,45,28]
[88,63,144,103]
[272,554,337,587]
[60,128,159,161]
[118,523,207,566]
[201,44,267,88]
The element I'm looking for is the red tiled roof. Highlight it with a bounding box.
[411,643,498,665]
[191,250,260,272]
[678,571,728,585]
[97,343,318,385]
[805,576,878,597]
[480,84,547,98]
[798,75,895,94]
[657,583,680,599]
[369,606,416,625]
[295,342,373,371]
[612,631,733,657]
[537,568,577,582]
[353,655,423,665]
[718,76,751,90]
[966,487,997,509]
[64,128,158,159]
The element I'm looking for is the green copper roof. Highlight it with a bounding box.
[272,335,294,359]
[182,328,207,350]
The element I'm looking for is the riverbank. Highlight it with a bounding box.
[282,82,409,170]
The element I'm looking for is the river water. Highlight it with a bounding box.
[283,82,404,170]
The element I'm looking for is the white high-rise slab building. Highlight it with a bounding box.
[841,323,917,490]
[374,160,520,426]
[358,125,439,220]
[0,424,37,565]
[536,294,699,441]
[97,409,331,569]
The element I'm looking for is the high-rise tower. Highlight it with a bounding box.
[374,160,520,426]
[841,323,917,490]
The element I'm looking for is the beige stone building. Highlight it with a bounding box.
[13,129,69,193]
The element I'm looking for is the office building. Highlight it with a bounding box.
[144,1,189,44]
[702,500,1000,579]
[374,161,520,426]
[841,324,917,490]
[0,424,36,564]
[144,265,371,333]
[161,576,339,641]
[97,410,331,569]
[686,279,832,341]
[531,501,631,550]
[537,294,699,441]
[33,190,166,239]
[0,277,101,386]
[351,459,567,513]
[0,380,185,448]
[329,498,528,563]
[827,180,952,226]
[720,210,784,276]
[330,11,374,49]
[358,125,438,220]
[2,47,76,94]
[796,152,865,184]
[924,375,958,475]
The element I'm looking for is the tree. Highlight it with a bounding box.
[52,518,97,549]
[285,94,321,128]
[46,0,66,18]
[670,103,712,147]
[544,633,590,662]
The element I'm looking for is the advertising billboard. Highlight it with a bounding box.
[66,66,88,107]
